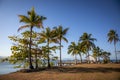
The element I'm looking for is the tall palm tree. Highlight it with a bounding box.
[18,7,46,69]
[107,29,119,63]
[68,42,78,64]
[54,26,69,66]
[79,33,96,63]
[40,27,56,68]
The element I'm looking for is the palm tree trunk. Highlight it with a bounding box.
[47,39,50,68]
[96,57,97,64]
[59,39,62,66]
[114,44,117,63]
[96,53,98,63]
[98,56,100,63]
[75,54,77,64]
[29,26,34,69]
[79,53,82,63]
[85,53,87,63]
[87,51,90,64]
[35,52,38,69]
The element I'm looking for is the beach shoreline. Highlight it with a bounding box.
[0,64,120,80]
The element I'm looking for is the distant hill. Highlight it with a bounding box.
[0,56,8,59]
[0,56,2,59]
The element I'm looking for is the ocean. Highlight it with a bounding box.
[0,62,20,75]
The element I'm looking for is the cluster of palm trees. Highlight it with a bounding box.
[68,30,119,64]
[14,7,68,69]
[38,27,68,67]
[68,33,97,64]
[9,7,120,70]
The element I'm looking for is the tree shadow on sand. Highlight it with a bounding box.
[55,67,120,73]
[19,66,120,73]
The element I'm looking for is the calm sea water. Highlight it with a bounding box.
[0,62,20,75]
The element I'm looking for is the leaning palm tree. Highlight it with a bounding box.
[107,29,119,63]
[54,26,69,66]
[79,33,96,63]
[68,42,78,64]
[40,27,56,68]
[18,7,46,69]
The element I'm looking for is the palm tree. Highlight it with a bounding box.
[54,26,69,66]
[79,42,88,63]
[93,46,102,63]
[79,33,96,63]
[18,7,46,69]
[107,29,119,63]
[77,42,83,63]
[68,42,78,64]
[40,27,56,68]
[101,51,111,63]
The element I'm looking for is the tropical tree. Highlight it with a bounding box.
[39,27,57,68]
[77,42,84,63]
[23,31,43,69]
[101,51,111,63]
[107,29,119,63]
[92,46,102,63]
[8,31,38,68]
[68,42,78,64]
[79,33,96,63]
[54,26,69,66]
[8,35,29,68]
[18,7,46,69]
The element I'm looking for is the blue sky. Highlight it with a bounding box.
[0,0,120,60]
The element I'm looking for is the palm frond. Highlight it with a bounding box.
[62,27,69,35]
[107,29,119,45]
[37,38,46,44]
[18,15,30,23]
[62,37,68,43]
[17,25,30,32]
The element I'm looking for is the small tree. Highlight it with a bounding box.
[68,42,78,64]
[93,46,103,63]
[101,51,111,63]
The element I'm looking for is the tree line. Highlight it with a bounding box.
[6,7,120,69]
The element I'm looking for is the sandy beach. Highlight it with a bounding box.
[0,64,120,80]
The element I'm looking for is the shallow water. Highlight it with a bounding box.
[0,62,20,75]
